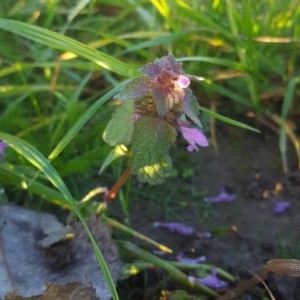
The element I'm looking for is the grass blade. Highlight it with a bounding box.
[178,56,245,71]
[47,80,131,161]
[279,76,300,171]
[0,164,69,208]
[0,18,139,78]
[103,216,172,254]
[118,240,218,297]
[200,106,260,133]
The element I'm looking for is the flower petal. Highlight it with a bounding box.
[188,269,228,289]
[176,253,206,264]
[204,187,236,203]
[177,75,190,88]
[153,221,195,236]
[179,125,209,151]
[273,200,291,214]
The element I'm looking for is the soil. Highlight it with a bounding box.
[117,125,300,300]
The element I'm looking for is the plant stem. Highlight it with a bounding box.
[104,166,132,202]
[118,240,219,298]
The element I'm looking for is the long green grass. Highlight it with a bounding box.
[0,1,299,298]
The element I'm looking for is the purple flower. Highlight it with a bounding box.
[177,75,190,88]
[0,141,8,156]
[188,269,228,289]
[176,253,206,264]
[111,53,208,157]
[178,124,209,151]
[153,221,195,236]
[115,53,196,117]
[273,201,291,214]
[204,187,236,203]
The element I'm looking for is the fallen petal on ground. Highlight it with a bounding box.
[204,187,236,203]
[273,200,291,214]
[176,253,206,264]
[188,269,228,289]
[153,221,195,236]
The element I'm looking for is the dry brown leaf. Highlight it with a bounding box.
[5,283,98,300]
[0,204,121,300]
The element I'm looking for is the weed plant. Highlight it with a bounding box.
[0,1,299,299]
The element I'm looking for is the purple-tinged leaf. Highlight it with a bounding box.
[181,89,202,127]
[114,76,150,100]
[140,53,183,77]
[176,253,206,264]
[150,82,184,116]
[188,269,228,289]
[273,200,291,214]
[153,221,195,236]
[178,124,208,151]
[162,53,183,75]
[0,141,8,156]
[204,187,236,203]
[140,60,162,77]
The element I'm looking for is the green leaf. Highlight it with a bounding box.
[136,155,176,184]
[151,83,184,116]
[131,116,177,172]
[103,100,135,146]
[99,145,128,174]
